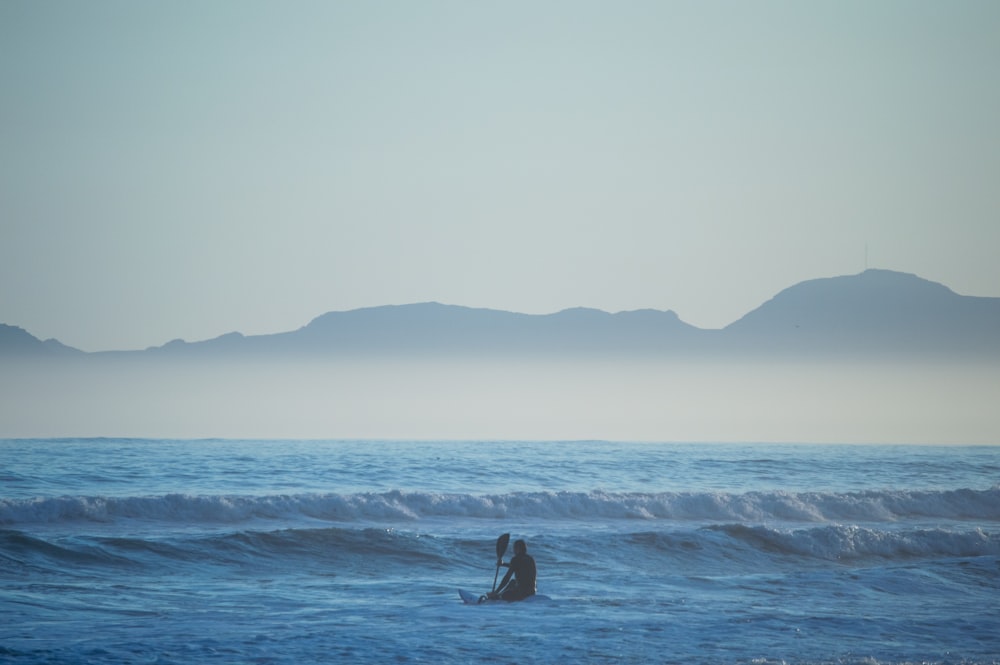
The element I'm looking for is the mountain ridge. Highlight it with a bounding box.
[4,270,999,359]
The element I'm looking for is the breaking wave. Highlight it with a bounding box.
[3,522,997,578]
[3,488,998,527]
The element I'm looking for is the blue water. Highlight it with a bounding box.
[2,439,998,664]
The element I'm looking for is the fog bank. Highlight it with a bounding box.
[3,358,996,444]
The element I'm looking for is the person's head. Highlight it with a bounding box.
[513,539,527,555]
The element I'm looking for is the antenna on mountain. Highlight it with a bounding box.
[864,242,868,271]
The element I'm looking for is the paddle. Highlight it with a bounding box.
[491,533,511,593]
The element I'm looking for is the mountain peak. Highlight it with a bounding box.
[728,270,958,330]
[723,269,999,354]
[0,324,82,357]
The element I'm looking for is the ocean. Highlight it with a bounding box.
[1,439,998,664]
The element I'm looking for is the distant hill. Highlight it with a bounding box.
[3,270,999,360]
[139,303,701,358]
[721,269,1000,357]
[0,324,84,358]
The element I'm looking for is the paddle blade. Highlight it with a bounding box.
[496,533,511,559]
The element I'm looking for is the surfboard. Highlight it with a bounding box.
[458,588,487,605]
[458,588,551,604]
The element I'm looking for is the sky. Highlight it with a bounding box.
[2,1,999,352]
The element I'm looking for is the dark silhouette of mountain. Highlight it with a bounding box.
[0,324,83,357]
[2,270,998,360]
[140,303,700,358]
[721,269,1000,357]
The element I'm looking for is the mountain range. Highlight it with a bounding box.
[4,269,999,360]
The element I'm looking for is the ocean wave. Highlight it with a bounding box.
[0,528,430,570]
[709,523,1000,561]
[3,523,997,578]
[2,488,998,527]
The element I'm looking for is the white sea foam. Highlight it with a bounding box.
[3,488,998,526]
[714,523,1000,560]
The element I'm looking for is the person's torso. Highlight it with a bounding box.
[512,554,536,589]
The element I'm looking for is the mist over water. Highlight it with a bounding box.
[4,356,997,443]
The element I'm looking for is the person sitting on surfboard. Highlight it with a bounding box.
[489,539,536,601]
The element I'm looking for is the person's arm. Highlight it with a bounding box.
[494,564,514,593]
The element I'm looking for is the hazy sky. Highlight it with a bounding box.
[3,1,999,352]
